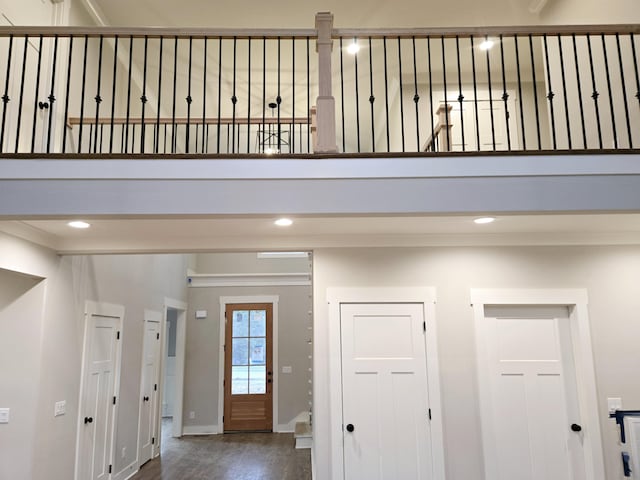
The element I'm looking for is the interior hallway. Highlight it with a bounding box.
[132,419,311,480]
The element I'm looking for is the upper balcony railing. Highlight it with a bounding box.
[0,14,638,157]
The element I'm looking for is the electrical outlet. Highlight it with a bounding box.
[122,447,126,459]
[189,411,195,419]
[54,401,66,417]
[0,408,9,424]
[608,397,622,414]
[282,366,292,374]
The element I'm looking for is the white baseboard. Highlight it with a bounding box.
[112,461,138,480]
[183,424,219,435]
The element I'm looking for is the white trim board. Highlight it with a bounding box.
[470,288,605,480]
[325,287,445,480]
[112,461,138,480]
[189,272,310,288]
[183,425,219,435]
[218,295,280,432]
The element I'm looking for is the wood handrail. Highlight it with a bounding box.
[67,117,311,126]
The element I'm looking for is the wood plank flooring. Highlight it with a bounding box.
[132,420,311,480]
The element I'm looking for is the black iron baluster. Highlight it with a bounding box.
[369,37,375,152]
[557,35,572,149]
[412,36,420,152]
[131,123,136,152]
[261,36,266,154]
[427,37,434,151]
[246,37,251,153]
[383,37,391,152]
[155,37,163,154]
[14,36,29,153]
[354,37,361,152]
[572,34,587,149]
[217,37,222,153]
[543,34,557,149]
[291,37,295,153]
[76,35,88,154]
[0,34,14,153]
[186,36,193,153]
[397,37,405,152]
[92,35,104,154]
[615,34,632,148]
[601,34,618,148]
[586,34,603,149]
[88,123,93,150]
[456,35,466,151]
[125,36,134,153]
[631,33,640,111]
[171,36,178,153]
[46,35,58,153]
[62,36,73,153]
[528,34,541,150]
[194,124,198,152]
[164,124,167,153]
[499,34,510,151]
[108,36,118,153]
[99,124,103,153]
[230,36,236,153]
[484,36,496,151]
[339,37,346,152]
[441,36,449,151]
[470,36,480,151]
[203,37,208,154]
[514,35,527,150]
[277,36,281,153]
[306,37,310,153]
[30,35,43,153]
[140,35,149,153]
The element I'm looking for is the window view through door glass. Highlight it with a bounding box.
[232,310,267,394]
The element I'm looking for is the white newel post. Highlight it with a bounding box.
[315,12,338,153]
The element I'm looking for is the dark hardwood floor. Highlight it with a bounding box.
[131,419,311,480]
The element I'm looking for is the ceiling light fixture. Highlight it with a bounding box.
[474,217,495,224]
[274,218,293,227]
[347,42,360,55]
[479,39,495,51]
[68,220,91,229]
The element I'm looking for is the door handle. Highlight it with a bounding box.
[571,423,582,432]
[143,396,149,402]
[346,424,355,433]
[84,416,93,424]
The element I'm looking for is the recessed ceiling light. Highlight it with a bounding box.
[68,220,91,229]
[479,39,495,51]
[274,218,293,227]
[474,217,495,224]
[347,42,360,54]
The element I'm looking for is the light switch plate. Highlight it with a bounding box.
[282,366,292,374]
[608,397,622,414]
[54,401,66,417]
[0,408,9,424]
[195,310,207,319]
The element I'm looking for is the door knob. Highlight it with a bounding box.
[346,424,355,432]
[143,396,149,402]
[571,423,582,432]
[84,416,93,424]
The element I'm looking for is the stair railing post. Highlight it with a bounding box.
[315,12,337,153]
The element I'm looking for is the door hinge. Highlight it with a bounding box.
[223,415,225,423]
[154,383,157,391]
[157,333,160,340]
[152,437,155,445]
[108,465,112,474]
[116,331,120,340]
[423,321,426,332]
[428,408,432,420]
[113,396,116,405]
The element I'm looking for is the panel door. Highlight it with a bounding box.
[224,303,273,432]
[78,312,120,480]
[139,317,161,466]
[480,305,586,480]
[340,303,433,480]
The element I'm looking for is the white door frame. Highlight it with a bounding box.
[158,298,187,445]
[327,287,445,480]
[136,309,162,468]
[470,288,605,480]
[218,295,280,433]
[74,300,125,480]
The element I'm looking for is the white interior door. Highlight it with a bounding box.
[162,319,176,417]
[77,302,123,480]
[139,312,162,466]
[478,305,586,480]
[340,303,433,480]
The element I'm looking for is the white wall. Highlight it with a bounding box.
[313,245,640,480]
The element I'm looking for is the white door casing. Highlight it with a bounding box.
[137,310,162,466]
[471,289,605,480]
[75,301,124,480]
[341,303,432,479]
[327,287,445,480]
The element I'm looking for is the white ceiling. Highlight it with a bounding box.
[3,213,640,254]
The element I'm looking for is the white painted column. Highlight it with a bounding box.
[315,12,338,153]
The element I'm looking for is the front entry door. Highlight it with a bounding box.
[224,303,273,432]
[478,305,586,480]
[340,303,433,480]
